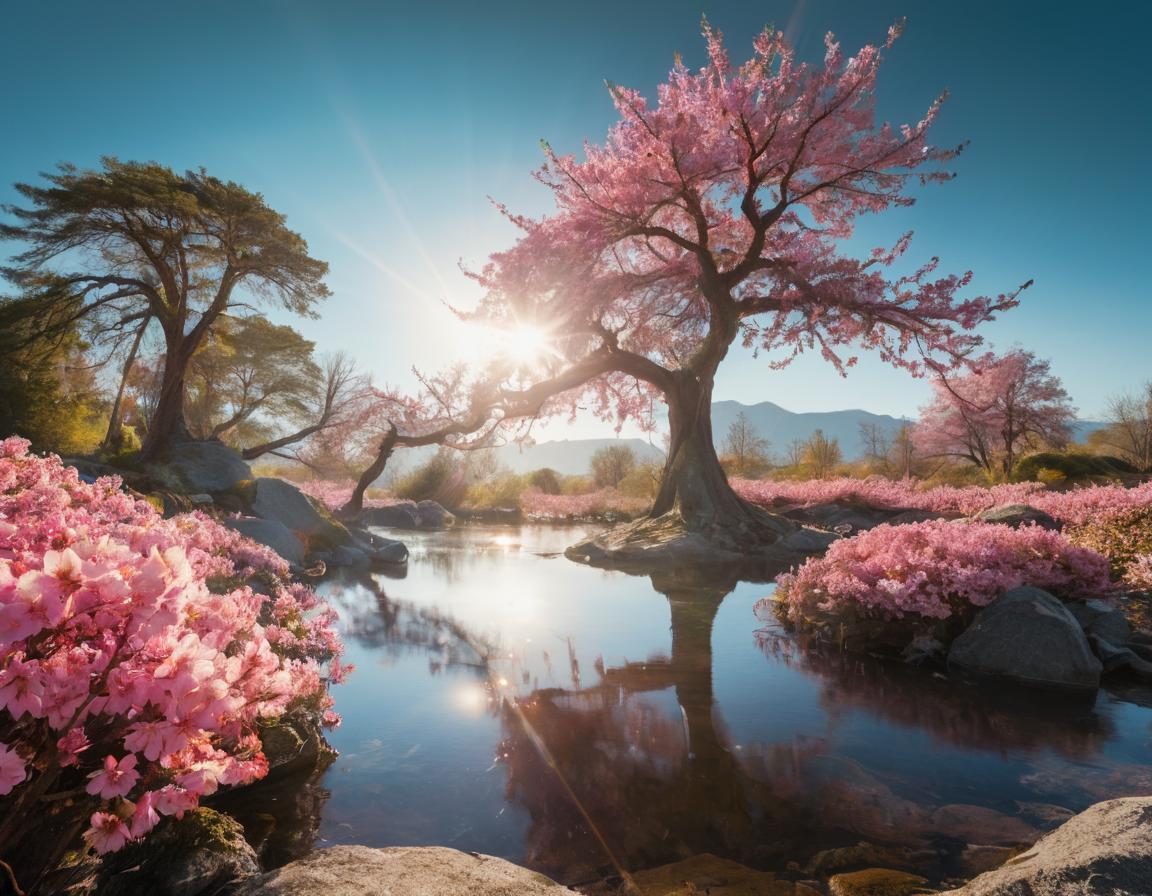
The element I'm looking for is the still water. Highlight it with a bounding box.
[265,525,1152,884]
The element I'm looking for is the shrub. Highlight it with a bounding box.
[464,471,528,509]
[1068,506,1152,590]
[760,520,1111,637]
[0,437,347,859]
[1014,452,1136,483]
[527,468,562,495]
[521,488,648,521]
[392,449,465,505]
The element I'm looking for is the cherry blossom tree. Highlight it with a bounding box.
[914,349,1075,480]
[444,19,1027,554]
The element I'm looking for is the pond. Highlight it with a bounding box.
[233,524,1152,887]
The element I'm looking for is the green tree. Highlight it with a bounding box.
[801,429,842,479]
[590,444,637,489]
[0,158,330,459]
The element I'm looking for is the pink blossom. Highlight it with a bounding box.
[128,791,161,839]
[86,754,140,799]
[0,743,27,795]
[83,812,132,854]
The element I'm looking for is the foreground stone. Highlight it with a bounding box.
[358,500,454,530]
[225,517,306,566]
[941,797,1152,895]
[241,845,570,895]
[98,808,259,896]
[948,587,1102,692]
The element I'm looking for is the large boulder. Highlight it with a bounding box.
[98,808,260,896]
[225,517,305,566]
[251,478,350,547]
[974,504,1060,531]
[241,845,571,895]
[149,439,253,493]
[415,499,455,529]
[358,502,422,529]
[948,587,1102,692]
[941,797,1152,895]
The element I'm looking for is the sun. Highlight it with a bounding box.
[503,324,549,366]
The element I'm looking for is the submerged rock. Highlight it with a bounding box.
[805,843,916,877]
[828,868,930,896]
[241,845,571,895]
[625,853,818,895]
[940,797,1152,895]
[948,587,1102,692]
[98,807,259,896]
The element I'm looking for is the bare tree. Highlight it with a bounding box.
[858,421,891,472]
[1092,382,1152,472]
[802,429,843,479]
[721,412,772,477]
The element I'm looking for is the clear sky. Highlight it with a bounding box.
[1,0,1148,436]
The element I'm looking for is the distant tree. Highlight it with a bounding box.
[801,429,842,479]
[858,421,892,472]
[914,349,1075,480]
[1090,382,1152,472]
[529,467,563,494]
[590,444,637,488]
[0,158,330,459]
[721,412,772,477]
[785,438,806,468]
[889,422,918,478]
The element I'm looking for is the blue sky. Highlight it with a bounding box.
[1,0,1148,435]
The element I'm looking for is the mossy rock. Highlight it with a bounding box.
[97,807,259,896]
[828,868,931,896]
[629,854,819,895]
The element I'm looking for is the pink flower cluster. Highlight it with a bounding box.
[294,479,396,512]
[0,437,347,854]
[763,519,1112,627]
[520,488,649,520]
[1128,554,1152,592]
[731,476,1152,527]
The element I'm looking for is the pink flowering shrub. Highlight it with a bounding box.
[294,478,401,513]
[520,488,649,521]
[760,520,1112,635]
[731,476,1152,527]
[0,437,348,859]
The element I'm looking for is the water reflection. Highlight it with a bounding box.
[303,526,1152,886]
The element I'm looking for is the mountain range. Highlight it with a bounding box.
[382,400,1105,478]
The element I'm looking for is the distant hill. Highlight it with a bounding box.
[711,399,908,462]
[380,402,1107,478]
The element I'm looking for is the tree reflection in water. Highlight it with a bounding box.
[492,565,1142,886]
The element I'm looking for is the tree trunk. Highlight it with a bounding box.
[339,426,398,518]
[101,316,149,455]
[140,334,192,461]
[649,372,783,539]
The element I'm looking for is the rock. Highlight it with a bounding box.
[939,797,1152,895]
[358,502,422,529]
[806,843,915,877]
[225,517,305,566]
[828,868,930,896]
[1015,802,1076,831]
[930,804,1039,846]
[259,716,335,780]
[98,807,260,896]
[415,499,455,529]
[781,527,840,552]
[627,853,818,895]
[974,504,1060,531]
[149,439,253,493]
[1068,598,1132,644]
[948,587,1103,692]
[901,635,946,666]
[241,845,571,895]
[1088,635,1152,679]
[958,845,1019,877]
[188,493,214,505]
[251,478,350,547]
[328,544,372,570]
[364,538,408,564]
